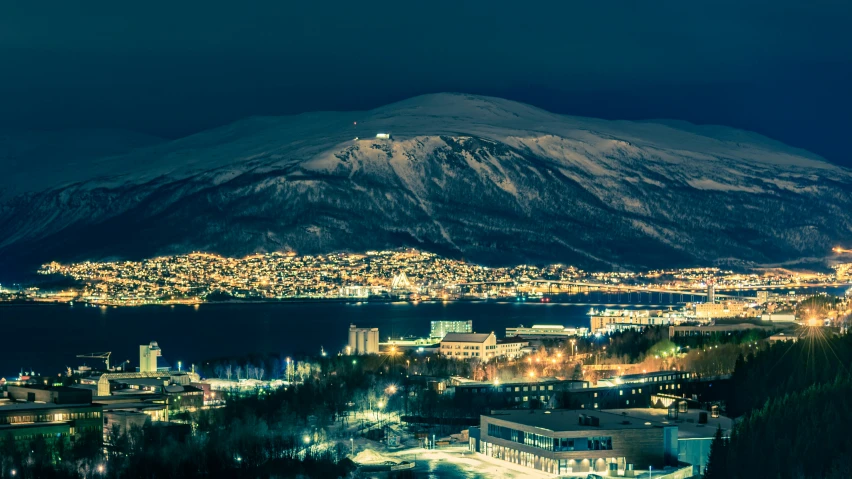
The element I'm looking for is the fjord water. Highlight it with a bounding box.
[1,301,605,378]
[2,285,846,378]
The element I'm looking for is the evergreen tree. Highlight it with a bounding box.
[703,424,728,479]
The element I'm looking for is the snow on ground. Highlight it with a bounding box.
[387,446,551,479]
[5,92,845,198]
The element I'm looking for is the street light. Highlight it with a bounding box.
[303,435,311,445]
[97,464,105,474]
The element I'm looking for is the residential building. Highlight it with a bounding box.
[496,337,529,359]
[430,320,473,339]
[348,324,379,355]
[439,332,496,360]
[833,263,852,282]
[470,409,679,475]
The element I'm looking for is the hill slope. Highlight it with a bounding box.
[1,93,850,276]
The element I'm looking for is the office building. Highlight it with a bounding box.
[470,409,679,475]
[348,324,379,355]
[589,309,678,333]
[669,323,772,339]
[455,378,589,410]
[692,301,753,319]
[430,320,473,339]
[0,385,103,442]
[761,313,796,322]
[605,408,732,476]
[505,325,588,339]
[562,371,694,410]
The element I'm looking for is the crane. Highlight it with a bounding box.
[76,352,111,370]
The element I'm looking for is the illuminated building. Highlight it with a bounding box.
[470,409,680,475]
[348,324,379,355]
[430,320,473,339]
[0,386,103,442]
[439,332,496,360]
[139,341,162,373]
[505,324,588,339]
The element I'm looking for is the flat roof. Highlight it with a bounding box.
[0,402,97,411]
[484,409,670,432]
[457,377,587,388]
[671,324,770,331]
[604,408,733,439]
[101,402,166,411]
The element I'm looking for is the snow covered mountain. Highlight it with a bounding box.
[1,93,850,277]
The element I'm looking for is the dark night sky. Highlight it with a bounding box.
[1,1,850,165]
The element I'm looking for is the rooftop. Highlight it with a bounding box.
[0,401,97,411]
[458,377,587,389]
[604,408,733,439]
[484,409,670,432]
[441,333,493,343]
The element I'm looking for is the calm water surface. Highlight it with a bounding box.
[2,284,845,378]
[1,301,603,377]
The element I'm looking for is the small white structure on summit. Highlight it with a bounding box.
[376,133,392,140]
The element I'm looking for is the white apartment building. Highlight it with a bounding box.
[496,338,528,359]
[439,333,528,361]
[440,333,497,360]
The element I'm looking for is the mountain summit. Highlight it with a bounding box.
[1,93,850,275]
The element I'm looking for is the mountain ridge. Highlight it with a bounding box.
[1,93,850,278]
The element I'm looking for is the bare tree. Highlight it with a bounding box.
[225,364,233,381]
[214,364,224,379]
[259,368,265,381]
[236,365,243,380]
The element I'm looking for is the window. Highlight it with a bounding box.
[548,385,553,391]
[594,403,598,408]
[594,392,598,397]
[619,390,623,396]
[523,396,528,402]
[523,387,529,392]
[639,388,642,393]
[632,389,636,394]
[588,436,613,450]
